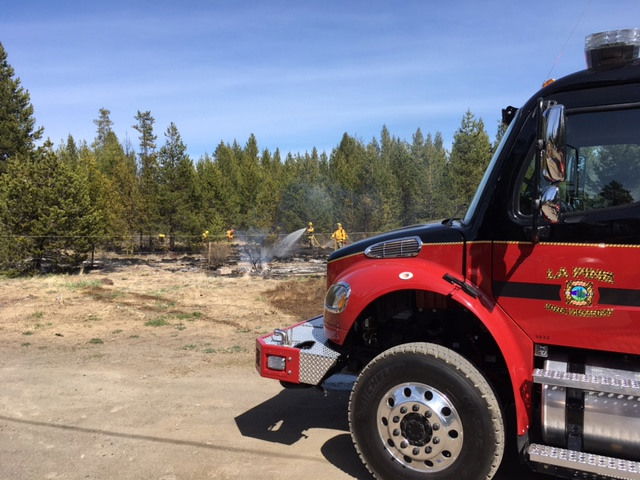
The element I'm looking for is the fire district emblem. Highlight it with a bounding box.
[564,280,594,307]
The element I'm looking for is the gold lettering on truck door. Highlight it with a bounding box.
[547,267,569,280]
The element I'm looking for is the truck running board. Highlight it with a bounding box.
[528,443,640,479]
[533,368,640,396]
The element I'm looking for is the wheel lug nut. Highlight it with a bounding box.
[425,446,432,454]
[432,423,440,431]
[400,407,407,414]
[425,411,432,418]
[412,405,419,412]
[393,429,400,436]
[400,441,408,449]
[433,437,440,445]
[413,448,420,455]
[393,416,400,423]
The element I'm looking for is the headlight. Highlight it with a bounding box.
[325,282,351,313]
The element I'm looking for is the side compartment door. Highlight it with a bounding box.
[493,106,640,354]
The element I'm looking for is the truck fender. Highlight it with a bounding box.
[449,282,534,435]
[327,261,534,434]
[324,259,457,343]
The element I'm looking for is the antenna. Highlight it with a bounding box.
[546,0,592,79]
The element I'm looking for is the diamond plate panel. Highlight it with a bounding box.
[263,316,342,385]
[299,347,341,384]
[533,368,640,396]
[528,443,640,480]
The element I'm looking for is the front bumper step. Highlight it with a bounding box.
[528,443,640,479]
[256,316,342,385]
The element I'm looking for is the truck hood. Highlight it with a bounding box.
[328,221,466,262]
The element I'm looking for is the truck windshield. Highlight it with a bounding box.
[463,110,521,224]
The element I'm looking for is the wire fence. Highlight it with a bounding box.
[0,231,381,256]
[0,231,384,274]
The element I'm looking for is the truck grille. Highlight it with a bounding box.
[364,236,422,259]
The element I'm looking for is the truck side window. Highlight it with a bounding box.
[517,150,536,216]
[518,107,640,216]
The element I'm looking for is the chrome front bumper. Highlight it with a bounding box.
[256,316,342,385]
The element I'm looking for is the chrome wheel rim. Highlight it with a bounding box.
[376,382,464,472]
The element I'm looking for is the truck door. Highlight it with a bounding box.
[493,105,640,354]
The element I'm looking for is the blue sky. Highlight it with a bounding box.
[2,1,639,158]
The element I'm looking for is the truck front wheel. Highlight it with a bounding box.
[349,342,504,480]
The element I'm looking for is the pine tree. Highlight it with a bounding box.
[196,155,225,236]
[213,141,243,228]
[133,111,159,238]
[0,146,101,273]
[58,135,80,168]
[360,132,398,231]
[94,131,140,241]
[133,110,157,160]
[422,132,449,220]
[493,119,508,152]
[329,133,370,230]
[448,111,492,213]
[272,148,333,232]
[0,42,43,172]
[157,122,202,244]
[276,181,334,234]
[93,108,114,150]
[380,126,413,227]
[248,148,283,230]
[237,134,262,228]
[410,128,430,221]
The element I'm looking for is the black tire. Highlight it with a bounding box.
[349,342,504,480]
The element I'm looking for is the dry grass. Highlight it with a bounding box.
[263,277,326,319]
[203,241,233,268]
[0,259,326,367]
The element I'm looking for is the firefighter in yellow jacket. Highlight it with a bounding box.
[331,222,348,249]
[305,222,320,248]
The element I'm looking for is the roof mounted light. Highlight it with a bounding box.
[585,28,640,70]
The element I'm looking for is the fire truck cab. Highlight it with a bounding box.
[256,29,640,480]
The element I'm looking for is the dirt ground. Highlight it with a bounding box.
[0,256,556,479]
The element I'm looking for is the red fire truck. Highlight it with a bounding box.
[256,29,640,480]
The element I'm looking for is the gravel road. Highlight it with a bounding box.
[1,344,556,480]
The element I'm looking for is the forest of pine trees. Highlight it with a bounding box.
[0,42,502,272]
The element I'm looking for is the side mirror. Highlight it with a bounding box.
[540,185,561,223]
[535,103,566,227]
[541,104,566,183]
